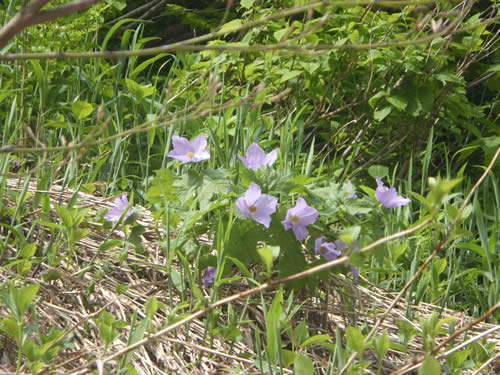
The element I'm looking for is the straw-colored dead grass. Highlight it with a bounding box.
[1,177,498,374]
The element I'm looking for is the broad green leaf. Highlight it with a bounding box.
[294,353,316,375]
[387,95,408,110]
[373,333,389,360]
[14,283,40,317]
[368,165,388,179]
[279,70,302,83]
[19,243,36,259]
[419,354,440,375]
[374,106,392,121]
[219,19,242,35]
[71,100,94,120]
[346,326,365,354]
[241,0,255,9]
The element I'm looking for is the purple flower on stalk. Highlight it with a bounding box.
[168,134,210,163]
[104,194,133,222]
[375,177,410,208]
[344,180,358,200]
[202,267,216,288]
[281,198,318,242]
[238,143,278,171]
[236,183,278,228]
[315,237,342,261]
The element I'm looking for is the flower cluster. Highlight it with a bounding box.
[105,137,412,286]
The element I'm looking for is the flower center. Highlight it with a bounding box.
[320,245,327,254]
[290,215,299,224]
[186,151,194,159]
[248,205,257,214]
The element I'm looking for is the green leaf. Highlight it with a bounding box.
[374,106,392,121]
[346,326,365,354]
[266,290,283,365]
[71,100,94,120]
[386,95,408,110]
[294,353,316,375]
[70,228,88,246]
[419,354,441,375]
[126,78,144,101]
[116,284,128,295]
[100,240,122,252]
[14,283,40,318]
[219,19,242,36]
[279,70,302,83]
[368,165,388,179]
[241,0,255,9]
[301,334,332,348]
[18,243,36,259]
[145,296,158,320]
[373,333,389,360]
[281,349,296,367]
[53,204,74,228]
[226,256,252,279]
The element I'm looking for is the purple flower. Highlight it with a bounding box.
[344,180,358,200]
[202,266,216,288]
[315,237,342,261]
[104,194,133,222]
[375,177,410,208]
[281,197,318,241]
[168,134,210,163]
[236,183,278,228]
[238,143,278,171]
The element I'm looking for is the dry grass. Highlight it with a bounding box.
[1,177,498,374]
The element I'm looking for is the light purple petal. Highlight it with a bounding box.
[244,182,262,206]
[191,133,207,152]
[168,134,209,163]
[104,194,133,222]
[375,177,410,208]
[264,148,278,167]
[292,225,308,242]
[202,266,216,288]
[236,183,277,228]
[239,143,277,170]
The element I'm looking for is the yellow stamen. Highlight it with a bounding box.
[248,205,257,214]
[186,151,194,159]
[290,215,299,224]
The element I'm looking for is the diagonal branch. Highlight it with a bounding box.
[0,0,102,48]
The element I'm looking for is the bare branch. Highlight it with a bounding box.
[0,0,102,48]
